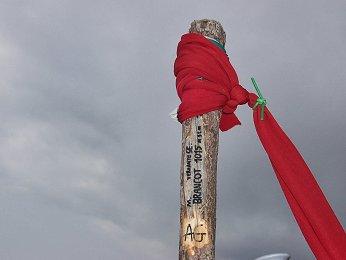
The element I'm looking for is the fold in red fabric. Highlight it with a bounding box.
[174,33,346,259]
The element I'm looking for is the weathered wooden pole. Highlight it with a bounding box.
[178,19,226,260]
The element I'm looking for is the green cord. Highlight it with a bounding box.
[251,77,267,120]
[205,36,226,53]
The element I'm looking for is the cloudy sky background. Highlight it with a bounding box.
[0,0,345,259]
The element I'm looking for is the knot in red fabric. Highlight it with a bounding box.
[223,84,249,114]
[174,33,257,131]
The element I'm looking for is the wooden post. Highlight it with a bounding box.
[178,19,226,260]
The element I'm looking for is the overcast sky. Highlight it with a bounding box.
[0,1,345,259]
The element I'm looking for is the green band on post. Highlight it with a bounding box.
[251,77,267,120]
[205,36,226,53]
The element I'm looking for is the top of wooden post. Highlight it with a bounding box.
[189,19,226,47]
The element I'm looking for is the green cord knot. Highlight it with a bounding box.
[251,77,267,120]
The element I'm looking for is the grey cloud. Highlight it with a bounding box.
[0,0,345,259]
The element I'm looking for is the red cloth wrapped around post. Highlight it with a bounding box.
[174,33,346,259]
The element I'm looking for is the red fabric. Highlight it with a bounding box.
[174,33,346,259]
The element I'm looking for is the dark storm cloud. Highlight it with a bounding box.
[0,0,345,259]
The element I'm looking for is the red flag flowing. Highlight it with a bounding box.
[174,33,346,259]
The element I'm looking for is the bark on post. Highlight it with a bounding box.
[178,19,226,260]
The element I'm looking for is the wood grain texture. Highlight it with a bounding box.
[178,19,225,260]
[179,112,221,260]
[189,19,226,46]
